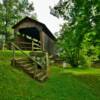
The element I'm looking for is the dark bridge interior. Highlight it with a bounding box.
[19,27,40,40]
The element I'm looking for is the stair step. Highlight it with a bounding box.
[16,62,26,65]
[25,67,34,71]
[15,58,29,61]
[11,55,48,82]
[26,70,35,78]
[34,69,41,74]
[20,63,32,67]
[39,74,47,82]
[15,57,32,62]
[12,59,32,67]
[16,61,32,64]
[35,72,44,78]
[28,70,35,74]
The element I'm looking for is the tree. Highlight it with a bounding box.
[0,0,35,44]
[51,0,100,67]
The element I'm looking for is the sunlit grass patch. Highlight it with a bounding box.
[62,67,100,75]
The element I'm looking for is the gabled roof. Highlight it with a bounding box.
[12,16,56,40]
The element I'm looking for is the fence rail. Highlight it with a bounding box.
[11,42,42,66]
[32,38,41,51]
[15,38,41,51]
[11,38,49,68]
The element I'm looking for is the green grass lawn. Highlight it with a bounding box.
[0,50,100,100]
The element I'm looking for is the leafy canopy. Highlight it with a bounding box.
[51,0,100,67]
[0,0,36,42]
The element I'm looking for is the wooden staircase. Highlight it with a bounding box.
[11,39,49,82]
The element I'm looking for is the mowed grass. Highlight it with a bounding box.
[0,50,100,100]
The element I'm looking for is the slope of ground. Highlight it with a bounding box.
[0,50,100,100]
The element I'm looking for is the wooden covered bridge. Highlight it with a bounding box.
[11,17,56,81]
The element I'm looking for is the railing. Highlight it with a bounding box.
[19,42,32,50]
[17,38,41,51]
[31,38,49,70]
[11,42,42,66]
[32,38,41,51]
[11,38,49,70]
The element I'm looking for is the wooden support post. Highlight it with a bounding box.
[46,52,49,67]
[32,39,34,51]
[45,52,49,76]
[12,43,15,66]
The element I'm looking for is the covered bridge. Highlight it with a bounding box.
[12,16,56,55]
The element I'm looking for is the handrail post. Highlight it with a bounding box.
[45,52,49,76]
[13,44,15,60]
[32,39,34,51]
[12,43,15,66]
[45,52,49,70]
[11,42,41,66]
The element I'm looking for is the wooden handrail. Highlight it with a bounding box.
[12,38,49,71]
[32,38,41,44]
[32,42,40,48]
[32,38,49,69]
[32,38,41,51]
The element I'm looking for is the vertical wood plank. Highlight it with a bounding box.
[46,52,49,70]
[12,43,15,66]
[45,52,49,76]
[40,32,45,51]
[32,39,34,51]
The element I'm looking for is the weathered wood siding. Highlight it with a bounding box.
[14,19,42,33]
[15,35,32,50]
[43,32,55,55]
[13,18,56,55]
[14,19,44,49]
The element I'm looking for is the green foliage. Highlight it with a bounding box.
[51,0,100,67]
[0,0,36,43]
[57,23,81,67]
[80,32,99,67]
